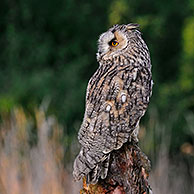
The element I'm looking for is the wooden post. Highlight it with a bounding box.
[80,141,152,194]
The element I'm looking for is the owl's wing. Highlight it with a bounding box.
[79,65,152,151]
[73,64,152,183]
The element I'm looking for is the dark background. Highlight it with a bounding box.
[0,0,194,193]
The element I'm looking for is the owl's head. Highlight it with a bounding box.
[97,23,140,62]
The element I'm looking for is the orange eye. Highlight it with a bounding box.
[111,40,119,47]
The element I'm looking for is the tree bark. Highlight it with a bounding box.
[80,141,152,194]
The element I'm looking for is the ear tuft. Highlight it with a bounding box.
[126,23,140,30]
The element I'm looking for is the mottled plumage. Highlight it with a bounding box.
[73,23,153,184]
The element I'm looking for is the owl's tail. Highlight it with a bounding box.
[73,148,110,184]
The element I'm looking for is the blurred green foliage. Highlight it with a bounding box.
[0,0,194,162]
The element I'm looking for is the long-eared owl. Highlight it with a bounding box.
[73,23,153,184]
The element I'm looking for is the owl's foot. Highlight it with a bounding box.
[131,125,139,143]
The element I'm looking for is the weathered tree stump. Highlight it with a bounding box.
[80,141,152,194]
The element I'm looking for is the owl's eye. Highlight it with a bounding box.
[110,40,119,47]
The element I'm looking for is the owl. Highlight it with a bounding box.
[73,23,153,184]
